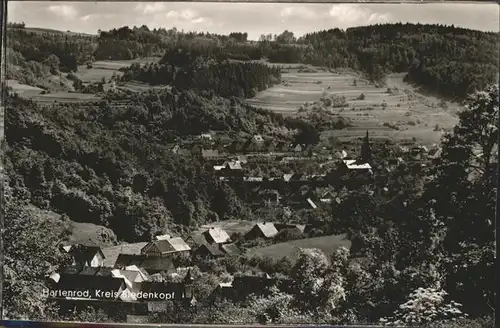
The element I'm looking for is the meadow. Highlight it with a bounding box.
[247,66,461,145]
[247,233,351,260]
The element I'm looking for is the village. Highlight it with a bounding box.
[45,129,443,322]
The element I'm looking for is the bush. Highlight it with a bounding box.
[380,288,467,326]
[419,316,494,328]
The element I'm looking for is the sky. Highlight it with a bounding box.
[8,2,500,40]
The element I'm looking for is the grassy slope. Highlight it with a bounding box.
[247,233,351,260]
[247,65,460,145]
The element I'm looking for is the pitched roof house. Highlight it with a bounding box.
[203,227,231,244]
[201,149,220,159]
[192,243,225,258]
[141,237,191,257]
[220,243,242,256]
[102,242,148,267]
[114,254,176,274]
[245,222,279,240]
[50,274,126,301]
[62,244,105,268]
[274,223,306,233]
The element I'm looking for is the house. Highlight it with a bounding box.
[49,272,126,301]
[201,149,220,160]
[185,234,210,248]
[111,268,150,301]
[236,155,248,164]
[141,237,191,257]
[203,227,231,244]
[306,198,318,209]
[256,189,281,206]
[245,222,279,240]
[244,176,264,182]
[292,144,304,153]
[319,189,336,203]
[124,265,151,281]
[342,159,372,173]
[213,160,243,172]
[102,242,148,267]
[171,145,181,154]
[114,254,176,274]
[210,282,234,301]
[192,243,225,258]
[253,134,265,144]
[199,133,213,141]
[220,243,242,256]
[62,244,105,268]
[283,173,294,182]
[336,149,348,159]
[59,266,114,278]
[274,223,306,233]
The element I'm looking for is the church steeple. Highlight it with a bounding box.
[359,130,372,164]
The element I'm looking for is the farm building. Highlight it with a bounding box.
[199,133,213,141]
[220,243,242,256]
[185,234,209,247]
[192,243,225,258]
[101,242,148,267]
[274,223,307,233]
[245,222,279,240]
[255,189,281,206]
[202,227,231,244]
[114,254,176,274]
[141,236,191,257]
[47,271,126,301]
[61,244,106,268]
[201,149,220,160]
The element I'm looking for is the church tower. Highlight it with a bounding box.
[359,130,372,164]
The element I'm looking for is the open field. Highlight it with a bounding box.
[9,58,162,103]
[247,233,351,260]
[6,79,44,97]
[68,221,117,247]
[75,57,160,83]
[17,27,96,37]
[247,66,461,145]
[28,92,102,103]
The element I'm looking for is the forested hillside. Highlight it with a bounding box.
[8,23,498,99]
[4,86,312,242]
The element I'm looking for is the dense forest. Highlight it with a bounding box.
[121,47,281,98]
[4,81,322,243]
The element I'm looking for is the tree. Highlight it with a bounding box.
[43,54,60,74]
[425,84,498,316]
[2,178,71,319]
[290,248,346,321]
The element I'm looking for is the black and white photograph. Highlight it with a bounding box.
[2,1,499,326]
